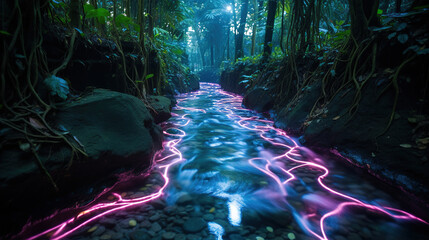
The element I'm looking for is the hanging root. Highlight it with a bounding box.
[26,133,59,192]
[0,1,86,189]
[376,56,416,138]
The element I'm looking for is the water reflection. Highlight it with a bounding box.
[24,82,429,240]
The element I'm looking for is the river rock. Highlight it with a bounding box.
[174,233,186,240]
[183,217,207,233]
[0,89,164,237]
[92,225,106,236]
[148,95,173,124]
[242,87,274,113]
[151,222,162,232]
[130,230,152,240]
[149,213,161,221]
[162,232,176,239]
[229,234,245,240]
[203,214,215,221]
[177,193,193,205]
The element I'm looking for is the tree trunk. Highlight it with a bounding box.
[348,0,379,41]
[194,24,206,66]
[126,0,131,17]
[113,0,117,24]
[395,0,402,12]
[70,0,80,28]
[138,0,145,45]
[227,26,230,59]
[251,0,258,56]
[280,0,285,53]
[148,0,154,39]
[263,0,277,59]
[235,0,249,60]
[232,0,237,56]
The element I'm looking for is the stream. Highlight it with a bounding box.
[24,83,429,240]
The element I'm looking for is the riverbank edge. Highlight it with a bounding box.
[219,74,429,209]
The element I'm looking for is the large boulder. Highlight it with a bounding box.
[148,95,173,123]
[0,89,163,237]
[242,87,274,113]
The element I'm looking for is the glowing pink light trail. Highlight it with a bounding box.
[25,83,427,240]
[213,85,428,240]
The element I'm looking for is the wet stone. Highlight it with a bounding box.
[174,219,185,225]
[162,232,176,240]
[147,230,157,237]
[239,229,250,236]
[100,234,111,240]
[164,205,178,214]
[177,194,193,205]
[151,222,162,232]
[150,213,161,221]
[214,212,226,219]
[186,234,202,240]
[183,217,206,233]
[108,231,123,240]
[100,218,117,228]
[334,235,348,240]
[174,233,186,240]
[140,220,151,228]
[91,225,106,236]
[229,234,245,240]
[152,199,167,209]
[295,185,306,192]
[129,219,137,227]
[360,227,371,238]
[203,214,215,221]
[348,233,362,240]
[130,230,151,240]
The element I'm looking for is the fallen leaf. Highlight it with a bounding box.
[29,117,46,130]
[19,142,31,152]
[400,144,412,148]
[87,226,97,233]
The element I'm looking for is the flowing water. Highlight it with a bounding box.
[23,83,429,240]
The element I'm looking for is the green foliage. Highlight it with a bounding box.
[86,7,110,25]
[116,14,139,31]
[145,74,154,80]
[0,30,11,36]
[236,54,262,65]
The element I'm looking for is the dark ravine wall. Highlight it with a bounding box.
[43,26,200,97]
[1,26,199,238]
[220,57,429,205]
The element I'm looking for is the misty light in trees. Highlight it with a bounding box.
[226,5,232,13]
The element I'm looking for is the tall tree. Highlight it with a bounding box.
[250,0,258,56]
[235,0,249,60]
[348,0,379,41]
[263,0,278,59]
[69,0,80,28]
[148,0,155,39]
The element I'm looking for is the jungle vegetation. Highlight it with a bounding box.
[1,0,429,189]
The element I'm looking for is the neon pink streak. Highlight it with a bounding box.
[27,96,203,240]
[26,83,427,240]
[214,85,428,240]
